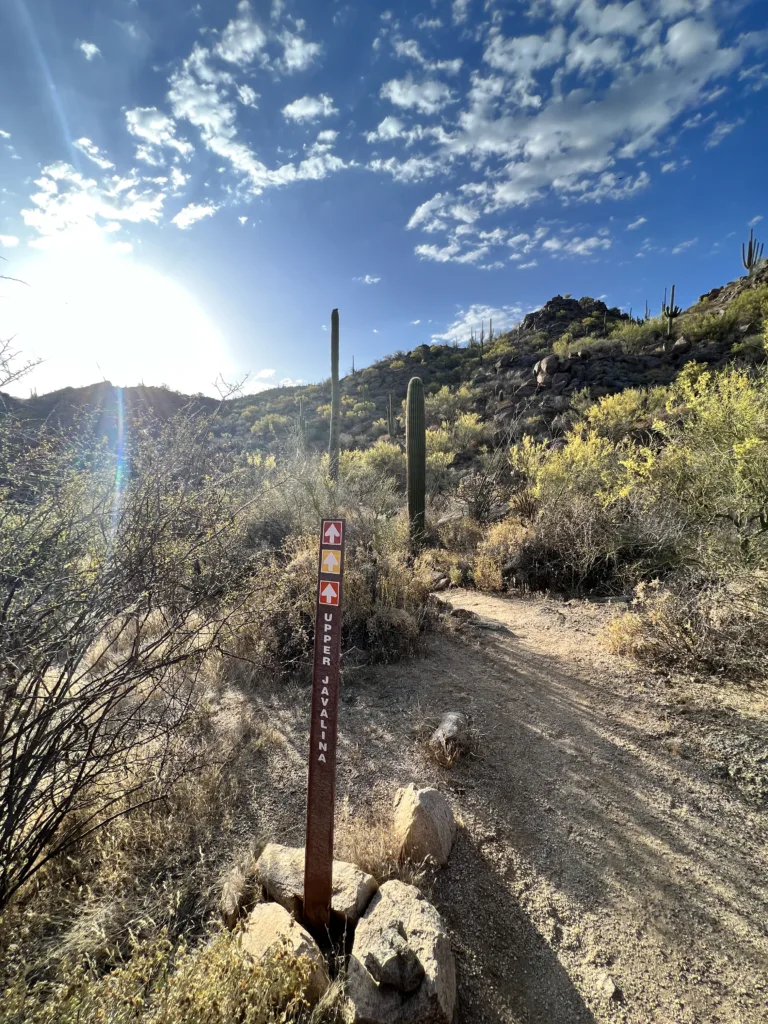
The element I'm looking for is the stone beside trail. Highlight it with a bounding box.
[345,880,457,1024]
[240,902,329,1005]
[254,843,378,924]
[393,785,456,867]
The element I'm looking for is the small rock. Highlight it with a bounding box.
[596,972,622,1001]
[345,880,456,1024]
[254,844,378,924]
[429,712,473,760]
[240,903,329,1005]
[393,785,455,866]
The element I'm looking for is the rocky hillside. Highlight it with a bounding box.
[3,266,766,456]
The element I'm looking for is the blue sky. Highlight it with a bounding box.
[0,0,766,396]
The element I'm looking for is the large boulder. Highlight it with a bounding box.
[240,902,329,1005]
[345,880,456,1024]
[254,844,378,924]
[392,786,455,867]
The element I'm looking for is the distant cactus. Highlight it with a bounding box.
[489,317,493,345]
[329,308,340,481]
[742,229,765,277]
[387,392,396,438]
[662,284,682,339]
[406,377,426,550]
[297,395,306,440]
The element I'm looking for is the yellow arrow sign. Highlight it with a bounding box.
[321,549,341,574]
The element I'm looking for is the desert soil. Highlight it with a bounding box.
[231,591,768,1024]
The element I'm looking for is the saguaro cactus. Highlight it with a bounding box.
[406,376,426,550]
[387,392,396,438]
[329,308,340,481]
[297,395,306,440]
[742,229,765,277]
[662,284,682,339]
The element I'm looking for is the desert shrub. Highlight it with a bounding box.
[2,929,341,1024]
[684,310,737,344]
[583,386,668,441]
[426,413,487,455]
[604,574,768,681]
[0,412,258,911]
[454,447,513,524]
[424,384,478,428]
[608,318,664,353]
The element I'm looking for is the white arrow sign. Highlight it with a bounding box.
[323,522,341,544]
[322,550,340,573]
[320,582,339,605]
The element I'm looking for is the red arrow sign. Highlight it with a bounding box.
[318,581,339,606]
[323,520,343,545]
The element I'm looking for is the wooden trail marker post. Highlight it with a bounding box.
[303,518,346,934]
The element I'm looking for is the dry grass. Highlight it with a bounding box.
[334,792,431,889]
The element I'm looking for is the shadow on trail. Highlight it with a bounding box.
[433,833,598,1024]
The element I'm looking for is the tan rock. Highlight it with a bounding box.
[240,902,329,1005]
[393,786,455,866]
[254,843,378,923]
[345,880,456,1024]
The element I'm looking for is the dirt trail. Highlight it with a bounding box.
[240,591,768,1024]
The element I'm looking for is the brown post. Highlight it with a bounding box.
[303,518,346,934]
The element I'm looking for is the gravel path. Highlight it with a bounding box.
[235,591,768,1023]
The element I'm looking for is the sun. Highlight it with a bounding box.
[1,247,237,397]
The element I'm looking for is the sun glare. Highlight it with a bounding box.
[1,249,236,397]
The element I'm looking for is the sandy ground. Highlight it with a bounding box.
[228,591,768,1024]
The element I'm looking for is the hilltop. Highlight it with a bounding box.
[5,265,767,463]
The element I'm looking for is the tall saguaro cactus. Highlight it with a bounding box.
[662,284,682,339]
[387,392,396,438]
[329,308,340,481]
[742,229,765,277]
[406,376,426,550]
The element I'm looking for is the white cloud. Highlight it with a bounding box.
[237,84,259,107]
[282,94,338,122]
[0,235,20,247]
[661,160,678,172]
[576,0,647,37]
[0,129,11,139]
[354,274,381,284]
[739,63,768,93]
[432,303,524,345]
[627,215,647,229]
[393,39,462,75]
[238,215,248,224]
[77,40,101,61]
[665,18,720,66]
[126,107,194,163]
[672,237,697,253]
[415,241,461,262]
[171,203,218,229]
[254,368,275,379]
[279,30,322,72]
[366,116,406,142]
[705,118,744,148]
[368,154,444,181]
[543,234,612,256]
[73,137,115,170]
[380,76,454,114]
[411,318,421,324]
[20,162,166,249]
[452,0,471,25]
[407,192,450,231]
[748,215,763,228]
[215,1,267,65]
